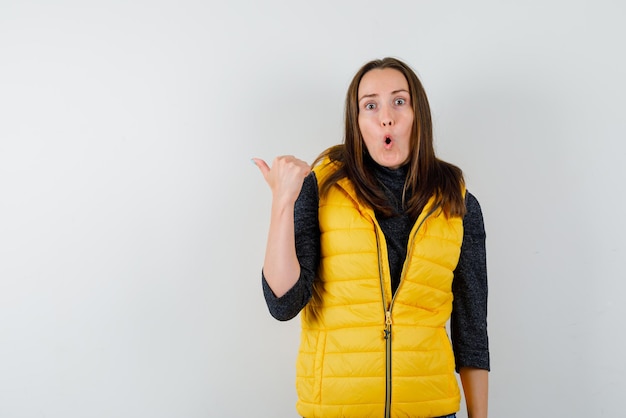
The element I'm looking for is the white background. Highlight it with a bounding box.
[1,1,625,417]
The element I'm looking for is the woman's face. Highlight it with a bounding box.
[357,68,414,170]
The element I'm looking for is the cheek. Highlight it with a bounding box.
[357,114,367,128]
[360,135,377,155]
[358,117,375,137]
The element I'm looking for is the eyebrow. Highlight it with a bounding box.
[358,89,410,103]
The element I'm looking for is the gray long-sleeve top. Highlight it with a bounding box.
[262,162,490,372]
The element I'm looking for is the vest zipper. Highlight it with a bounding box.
[373,224,392,418]
[378,203,442,418]
[384,310,393,418]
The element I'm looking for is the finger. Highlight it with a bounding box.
[251,158,270,179]
[276,156,310,174]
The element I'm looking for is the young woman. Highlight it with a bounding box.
[253,57,489,418]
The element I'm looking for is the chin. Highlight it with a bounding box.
[378,157,406,169]
[379,162,402,170]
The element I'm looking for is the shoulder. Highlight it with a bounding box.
[295,171,319,209]
[465,191,482,215]
[304,171,318,190]
[464,191,486,237]
[312,157,342,182]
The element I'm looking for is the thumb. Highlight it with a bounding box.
[251,158,270,179]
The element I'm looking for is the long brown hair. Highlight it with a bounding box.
[314,57,466,219]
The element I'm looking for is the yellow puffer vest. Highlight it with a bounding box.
[296,160,464,418]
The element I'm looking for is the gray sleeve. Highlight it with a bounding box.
[451,191,490,372]
[261,172,320,321]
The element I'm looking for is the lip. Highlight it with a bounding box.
[384,135,393,149]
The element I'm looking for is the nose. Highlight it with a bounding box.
[380,106,394,127]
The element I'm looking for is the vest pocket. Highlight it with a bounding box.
[313,330,327,403]
[437,327,455,369]
[296,330,327,405]
[438,327,459,396]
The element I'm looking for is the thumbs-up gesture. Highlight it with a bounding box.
[252,156,311,205]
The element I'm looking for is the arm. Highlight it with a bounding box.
[253,156,311,297]
[459,367,488,418]
[261,173,320,320]
[451,192,490,416]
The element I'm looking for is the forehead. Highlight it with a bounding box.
[358,68,409,96]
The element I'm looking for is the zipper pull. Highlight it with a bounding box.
[383,311,392,340]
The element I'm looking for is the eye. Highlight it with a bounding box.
[365,102,376,110]
[394,98,406,106]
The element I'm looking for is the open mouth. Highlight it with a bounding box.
[385,136,392,145]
